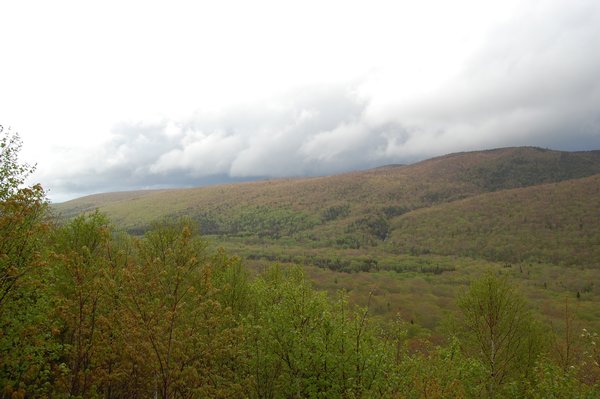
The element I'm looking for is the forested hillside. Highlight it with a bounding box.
[54,147,600,330]
[390,174,600,265]
[54,147,600,237]
[4,132,600,398]
[54,147,600,267]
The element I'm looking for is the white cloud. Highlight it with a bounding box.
[2,0,599,201]
[151,131,244,176]
[300,122,370,162]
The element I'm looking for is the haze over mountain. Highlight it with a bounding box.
[2,0,599,201]
[55,146,600,267]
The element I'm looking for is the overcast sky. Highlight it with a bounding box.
[1,0,599,202]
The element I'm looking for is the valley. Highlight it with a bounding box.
[54,147,600,334]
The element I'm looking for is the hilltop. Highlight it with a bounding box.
[54,147,600,259]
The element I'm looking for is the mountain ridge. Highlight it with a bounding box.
[56,146,600,206]
[53,146,600,267]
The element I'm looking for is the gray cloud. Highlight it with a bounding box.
[49,0,600,201]
[48,85,378,200]
[378,0,600,154]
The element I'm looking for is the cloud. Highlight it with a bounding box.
[150,132,244,176]
[374,0,600,154]
[46,85,376,200]
[46,0,600,201]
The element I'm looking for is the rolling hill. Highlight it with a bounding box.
[390,173,600,266]
[54,147,600,240]
[54,147,600,259]
[52,146,600,328]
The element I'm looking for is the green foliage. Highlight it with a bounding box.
[334,234,362,249]
[0,126,46,310]
[243,265,392,398]
[194,211,226,235]
[0,126,51,397]
[211,248,251,316]
[1,208,599,398]
[321,204,351,222]
[458,274,544,397]
[0,184,47,309]
[465,147,600,191]
[391,174,600,266]
[187,206,320,238]
[122,218,247,398]
[391,337,488,398]
[53,147,600,276]
[580,328,600,385]
[505,359,600,399]
[232,206,318,238]
[345,214,390,245]
[241,244,456,276]
[49,211,114,397]
[4,136,600,397]
[0,125,36,201]
[381,205,410,218]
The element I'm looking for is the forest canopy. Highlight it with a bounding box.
[1,128,599,398]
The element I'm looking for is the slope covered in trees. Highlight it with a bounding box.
[5,129,600,397]
[2,209,600,397]
[54,147,600,237]
[54,147,600,269]
[390,173,600,266]
[53,145,600,335]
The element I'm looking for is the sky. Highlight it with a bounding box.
[1,0,599,202]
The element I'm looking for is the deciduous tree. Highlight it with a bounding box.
[458,274,541,398]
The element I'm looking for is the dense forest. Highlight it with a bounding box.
[55,147,600,333]
[3,130,600,398]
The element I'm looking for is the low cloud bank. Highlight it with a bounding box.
[49,1,600,201]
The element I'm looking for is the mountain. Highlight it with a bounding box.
[53,146,600,267]
[390,173,600,266]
